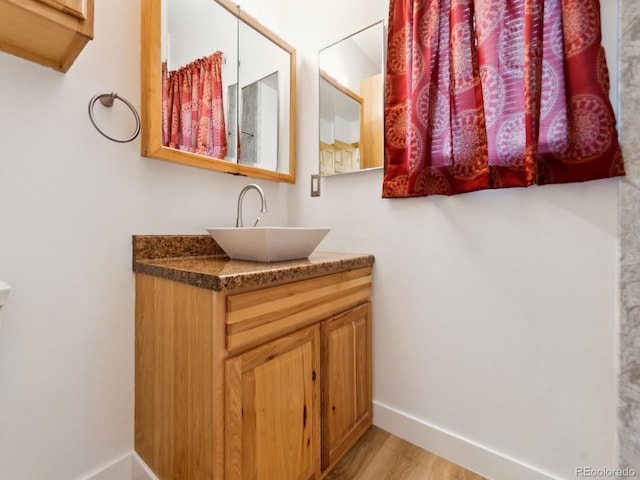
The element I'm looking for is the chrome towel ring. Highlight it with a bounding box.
[88,92,141,143]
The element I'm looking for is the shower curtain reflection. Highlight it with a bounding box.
[162,51,228,159]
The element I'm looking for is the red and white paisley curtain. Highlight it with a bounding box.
[383,0,625,197]
[162,51,228,159]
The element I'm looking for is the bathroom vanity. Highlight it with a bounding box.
[133,235,374,480]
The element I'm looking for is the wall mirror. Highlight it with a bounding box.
[141,0,296,183]
[319,21,384,176]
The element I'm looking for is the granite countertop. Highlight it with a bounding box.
[132,235,375,292]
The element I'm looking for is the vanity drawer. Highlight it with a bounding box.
[225,267,372,353]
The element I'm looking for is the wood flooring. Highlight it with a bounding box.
[325,426,487,480]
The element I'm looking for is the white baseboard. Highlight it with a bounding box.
[373,401,561,480]
[85,403,559,480]
[131,452,159,480]
[82,452,158,480]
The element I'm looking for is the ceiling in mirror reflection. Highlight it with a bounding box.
[319,23,382,95]
[164,0,236,71]
[319,21,384,176]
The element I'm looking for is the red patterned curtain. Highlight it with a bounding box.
[383,0,625,197]
[162,51,228,159]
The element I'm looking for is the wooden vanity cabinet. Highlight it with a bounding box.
[0,0,93,72]
[321,302,372,471]
[225,325,321,480]
[135,265,372,480]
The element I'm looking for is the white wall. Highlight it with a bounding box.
[0,1,623,479]
[287,1,620,479]
[0,2,289,480]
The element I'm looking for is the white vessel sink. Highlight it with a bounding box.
[206,227,330,262]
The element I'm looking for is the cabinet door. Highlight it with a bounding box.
[226,325,320,480]
[321,302,372,471]
[0,0,93,72]
[320,142,335,175]
[360,74,383,170]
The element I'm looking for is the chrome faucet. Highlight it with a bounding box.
[236,184,268,227]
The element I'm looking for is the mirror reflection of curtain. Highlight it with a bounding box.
[162,51,228,159]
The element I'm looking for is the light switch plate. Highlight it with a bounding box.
[311,174,321,197]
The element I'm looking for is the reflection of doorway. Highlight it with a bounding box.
[319,73,362,175]
[241,81,258,166]
[239,71,279,169]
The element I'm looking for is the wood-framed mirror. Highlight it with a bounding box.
[141,0,296,183]
[319,21,384,176]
